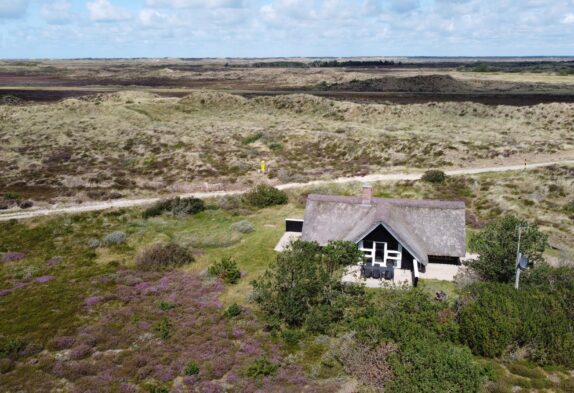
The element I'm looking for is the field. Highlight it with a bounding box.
[1,89,573,205]
[1,57,574,392]
[1,167,573,391]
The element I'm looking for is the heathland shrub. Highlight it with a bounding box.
[337,338,397,391]
[136,243,194,271]
[208,257,241,284]
[457,280,574,367]
[0,337,25,358]
[102,231,127,246]
[230,220,255,233]
[458,283,520,358]
[184,361,200,376]
[224,303,242,318]
[243,185,288,208]
[388,338,485,393]
[142,197,204,218]
[421,169,447,184]
[245,358,278,378]
[88,238,101,248]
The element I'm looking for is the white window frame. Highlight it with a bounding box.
[358,240,402,268]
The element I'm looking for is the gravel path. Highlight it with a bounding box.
[1,159,573,222]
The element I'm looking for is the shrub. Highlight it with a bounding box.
[337,338,397,391]
[155,317,171,340]
[224,303,241,318]
[208,257,241,284]
[458,283,520,357]
[241,131,264,145]
[281,329,304,347]
[217,194,243,211]
[468,215,547,283]
[145,384,169,393]
[243,185,288,208]
[507,363,546,380]
[1,252,26,263]
[102,231,127,246]
[421,169,447,184]
[17,200,33,209]
[563,199,574,215]
[136,243,194,271]
[159,301,176,311]
[142,197,205,218]
[2,192,20,200]
[388,338,486,393]
[245,358,278,378]
[0,337,25,358]
[252,240,366,329]
[88,238,101,248]
[184,361,200,376]
[230,220,255,234]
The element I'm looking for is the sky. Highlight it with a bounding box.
[0,0,573,58]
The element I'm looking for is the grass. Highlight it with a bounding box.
[1,167,573,390]
[1,88,572,203]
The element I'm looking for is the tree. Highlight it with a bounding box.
[251,239,364,330]
[468,215,547,283]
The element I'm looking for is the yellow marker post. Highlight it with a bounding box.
[260,160,266,174]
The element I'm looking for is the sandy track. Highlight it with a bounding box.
[1,160,573,222]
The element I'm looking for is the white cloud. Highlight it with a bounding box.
[87,0,131,22]
[41,1,73,25]
[145,0,243,8]
[0,0,28,19]
[139,9,172,28]
[563,13,574,24]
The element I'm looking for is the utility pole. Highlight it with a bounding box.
[514,225,529,289]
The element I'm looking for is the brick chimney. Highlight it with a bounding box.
[361,183,373,205]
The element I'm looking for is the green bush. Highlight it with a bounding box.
[243,184,288,208]
[281,329,304,347]
[252,240,365,329]
[468,215,547,283]
[136,242,194,271]
[421,169,447,184]
[208,257,241,284]
[184,361,200,376]
[224,303,241,318]
[457,281,574,367]
[245,358,279,378]
[242,131,264,145]
[507,363,546,380]
[458,283,520,357]
[159,301,176,311]
[142,197,205,218]
[388,338,486,393]
[154,317,171,340]
[0,337,25,358]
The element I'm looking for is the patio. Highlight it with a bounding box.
[342,264,414,288]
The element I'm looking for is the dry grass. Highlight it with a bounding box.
[1,90,573,203]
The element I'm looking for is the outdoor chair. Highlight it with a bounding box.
[362,264,373,278]
[384,267,394,280]
[372,266,381,279]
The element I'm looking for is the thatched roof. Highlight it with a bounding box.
[301,194,466,265]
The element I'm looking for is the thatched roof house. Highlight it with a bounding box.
[276,185,466,284]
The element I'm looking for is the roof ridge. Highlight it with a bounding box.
[306,193,465,209]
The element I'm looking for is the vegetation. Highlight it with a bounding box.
[1,168,573,391]
[245,357,279,378]
[207,257,241,284]
[243,184,288,208]
[142,197,205,219]
[421,169,447,184]
[252,239,363,330]
[468,216,548,282]
[136,242,194,271]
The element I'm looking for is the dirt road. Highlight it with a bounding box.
[1,160,573,222]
